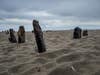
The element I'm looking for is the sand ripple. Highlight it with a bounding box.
[0,30,100,75]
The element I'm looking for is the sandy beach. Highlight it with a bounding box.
[0,30,100,75]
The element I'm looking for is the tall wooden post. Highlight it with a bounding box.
[32,20,46,53]
[17,26,25,43]
[8,29,17,43]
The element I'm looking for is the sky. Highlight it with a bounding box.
[0,0,100,31]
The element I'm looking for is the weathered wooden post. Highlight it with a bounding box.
[32,30,34,33]
[83,30,88,36]
[17,26,25,43]
[5,30,9,35]
[8,29,17,43]
[32,20,46,53]
[73,27,82,39]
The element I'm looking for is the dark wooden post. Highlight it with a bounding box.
[83,30,88,36]
[17,26,25,43]
[8,29,17,43]
[32,20,46,53]
[5,30,9,35]
[73,27,82,39]
[32,30,34,33]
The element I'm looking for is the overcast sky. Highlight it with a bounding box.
[0,0,100,31]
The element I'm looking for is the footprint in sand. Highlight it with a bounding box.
[93,70,100,75]
[39,49,72,59]
[43,62,56,70]
[72,61,100,75]
[56,53,82,63]
[8,63,26,74]
[20,65,47,75]
[0,71,9,75]
[48,66,78,75]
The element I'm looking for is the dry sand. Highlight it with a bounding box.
[0,30,100,75]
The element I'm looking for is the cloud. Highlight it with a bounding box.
[0,18,32,25]
[0,0,100,31]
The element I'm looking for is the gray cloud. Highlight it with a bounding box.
[0,0,100,31]
[0,0,100,19]
[48,0,100,21]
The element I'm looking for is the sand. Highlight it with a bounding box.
[0,30,100,75]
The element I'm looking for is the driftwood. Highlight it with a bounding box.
[32,20,46,53]
[83,30,88,36]
[17,26,25,43]
[73,27,82,39]
[8,29,17,43]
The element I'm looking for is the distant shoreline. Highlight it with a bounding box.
[1,29,100,32]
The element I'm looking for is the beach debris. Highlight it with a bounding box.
[32,20,46,53]
[73,27,82,39]
[8,29,17,43]
[71,66,77,72]
[17,26,25,43]
[48,66,78,75]
[83,30,88,36]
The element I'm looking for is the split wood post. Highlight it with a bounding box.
[8,29,17,43]
[83,30,88,36]
[17,26,25,43]
[32,20,46,53]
